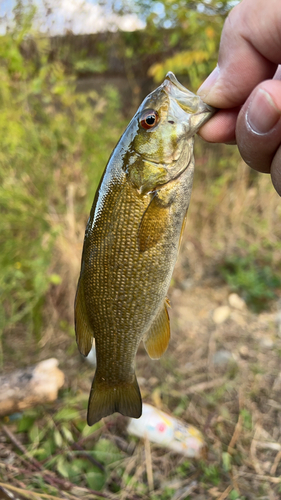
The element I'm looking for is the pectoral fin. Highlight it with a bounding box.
[143,300,170,359]
[74,277,93,356]
[138,194,170,252]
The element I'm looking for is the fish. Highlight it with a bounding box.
[75,72,215,426]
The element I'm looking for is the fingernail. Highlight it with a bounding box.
[197,66,220,97]
[247,88,281,134]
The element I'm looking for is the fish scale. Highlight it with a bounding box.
[75,72,215,425]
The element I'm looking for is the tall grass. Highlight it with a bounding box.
[1,5,280,366]
[184,140,281,308]
[0,17,126,360]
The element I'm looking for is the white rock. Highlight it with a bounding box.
[259,336,274,348]
[230,311,246,326]
[228,293,246,310]
[239,345,249,358]
[213,305,231,324]
[213,349,233,366]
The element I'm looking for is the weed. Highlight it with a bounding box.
[229,490,245,500]
[0,15,125,354]
[200,462,221,486]
[2,3,281,500]
[240,408,252,432]
[220,244,281,312]
[176,460,191,477]
[222,452,232,473]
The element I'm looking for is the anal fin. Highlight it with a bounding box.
[143,299,170,359]
[74,277,93,356]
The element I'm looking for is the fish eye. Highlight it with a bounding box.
[139,109,159,130]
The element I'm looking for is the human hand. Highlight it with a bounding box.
[197,0,281,196]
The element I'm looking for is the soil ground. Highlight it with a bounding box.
[1,240,281,499]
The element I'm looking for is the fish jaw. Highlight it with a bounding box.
[163,72,216,133]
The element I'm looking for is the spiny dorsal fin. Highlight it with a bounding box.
[74,277,94,356]
[143,300,170,359]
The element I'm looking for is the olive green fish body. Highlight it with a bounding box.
[75,73,215,425]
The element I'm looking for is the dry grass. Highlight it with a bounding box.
[1,277,281,499]
[1,143,281,499]
[190,141,281,260]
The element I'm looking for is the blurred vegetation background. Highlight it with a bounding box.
[1,0,280,362]
[1,1,281,497]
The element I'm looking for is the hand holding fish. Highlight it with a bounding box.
[75,73,215,425]
[198,0,281,196]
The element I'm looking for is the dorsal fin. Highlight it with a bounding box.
[74,277,94,356]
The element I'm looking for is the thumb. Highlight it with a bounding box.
[236,80,281,175]
[197,0,279,108]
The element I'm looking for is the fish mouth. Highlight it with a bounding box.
[163,72,216,129]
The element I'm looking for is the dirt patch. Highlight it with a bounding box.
[1,272,281,499]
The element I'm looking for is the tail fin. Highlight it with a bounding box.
[87,374,142,426]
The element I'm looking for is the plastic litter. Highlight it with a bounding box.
[127,403,206,458]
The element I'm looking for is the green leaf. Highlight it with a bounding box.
[61,425,74,443]
[81,422,101,438]
[33,438,54,460]
[74,58,107,74]
[17,415,36,432]
[240,409,252,431]
[54,408,80,422]
[56,456,70,479]
[28,424,39,445]
[93,439,122,465]
[54,429,63,448]
[229,490,241,500]
[222,452,231,472]
[85,470,106,491]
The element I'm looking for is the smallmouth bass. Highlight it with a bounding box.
[75,73,215,425]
